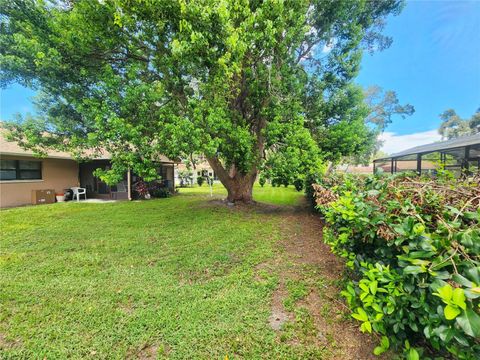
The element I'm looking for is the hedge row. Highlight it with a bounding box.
[311,173,480,359]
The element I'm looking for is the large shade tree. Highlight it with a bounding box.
[438,108,480,140]
[1,0,404,202]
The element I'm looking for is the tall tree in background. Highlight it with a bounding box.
[364,85,415,132]
[360,85,415,161]
[439,108,480,140]
[470,109,480,133]
[305,84,414,166]
[1,0,405,202]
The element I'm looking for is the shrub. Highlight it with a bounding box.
[141,181,172,199]
[305,173,320,209]
[197,176,205,187]
[293,178,304,192]
[304,172,338,209]
[150,186,171,198]
[313,174,480,359]
[259,176,266,187]
[271,178,280,187]
[133,180,149,199]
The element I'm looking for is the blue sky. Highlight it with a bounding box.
[357,0,480,153]
[0,0,479,154]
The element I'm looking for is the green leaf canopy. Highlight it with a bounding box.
[0,0,404,201]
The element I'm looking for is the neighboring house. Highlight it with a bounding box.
[174,157,219,186]
[0,131,177,208]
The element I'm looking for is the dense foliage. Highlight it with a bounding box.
[1,0,404,202]
[262,84,415,186]
[148,181,172,198]
[132,180,171,199]
[312,174,480,359]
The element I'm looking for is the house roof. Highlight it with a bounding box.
[375,133,480,161]
[0,129,177,163]
[0,129,74,159]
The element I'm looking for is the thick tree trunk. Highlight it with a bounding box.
[207,156,257,203]
[224,172,256,203]
[206,111,264,204]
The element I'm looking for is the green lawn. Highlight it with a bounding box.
[178,182,304,206]
[0,186,318,359]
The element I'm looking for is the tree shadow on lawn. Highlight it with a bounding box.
[200,196,301,215]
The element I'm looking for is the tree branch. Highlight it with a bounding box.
[206,156,231,184]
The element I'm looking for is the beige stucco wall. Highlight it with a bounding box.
[0,156,79,208]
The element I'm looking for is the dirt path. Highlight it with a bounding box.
[263,202,388,359]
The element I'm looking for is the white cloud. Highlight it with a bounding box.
[321,38,337,54]
[322,43,333,53]
[378,130,442,155]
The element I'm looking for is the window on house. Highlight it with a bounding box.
[0,160,42,181]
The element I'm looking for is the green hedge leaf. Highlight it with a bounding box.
[456,308,480,338]
[444,305,461,320]
[314,174,480,358]
[406,348,419,360]
[373,346,385,355]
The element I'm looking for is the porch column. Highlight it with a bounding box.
[127,168,132,201]
[464,146,471,174]
[416,154,422,176]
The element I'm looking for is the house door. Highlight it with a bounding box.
[95,178,110,194]
[79,160,112,197]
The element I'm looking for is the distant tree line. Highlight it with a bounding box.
[438,108,480,140]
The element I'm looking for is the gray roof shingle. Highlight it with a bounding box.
[375,133,480,161]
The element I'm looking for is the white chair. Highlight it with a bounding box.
[71,187,87,202]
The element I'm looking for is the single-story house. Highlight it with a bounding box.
[174,156,219,186]
[0,132,177,208]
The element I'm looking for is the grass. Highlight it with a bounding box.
[178,182,303,206]
[0,185,317,359]
[283,280,309,312]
